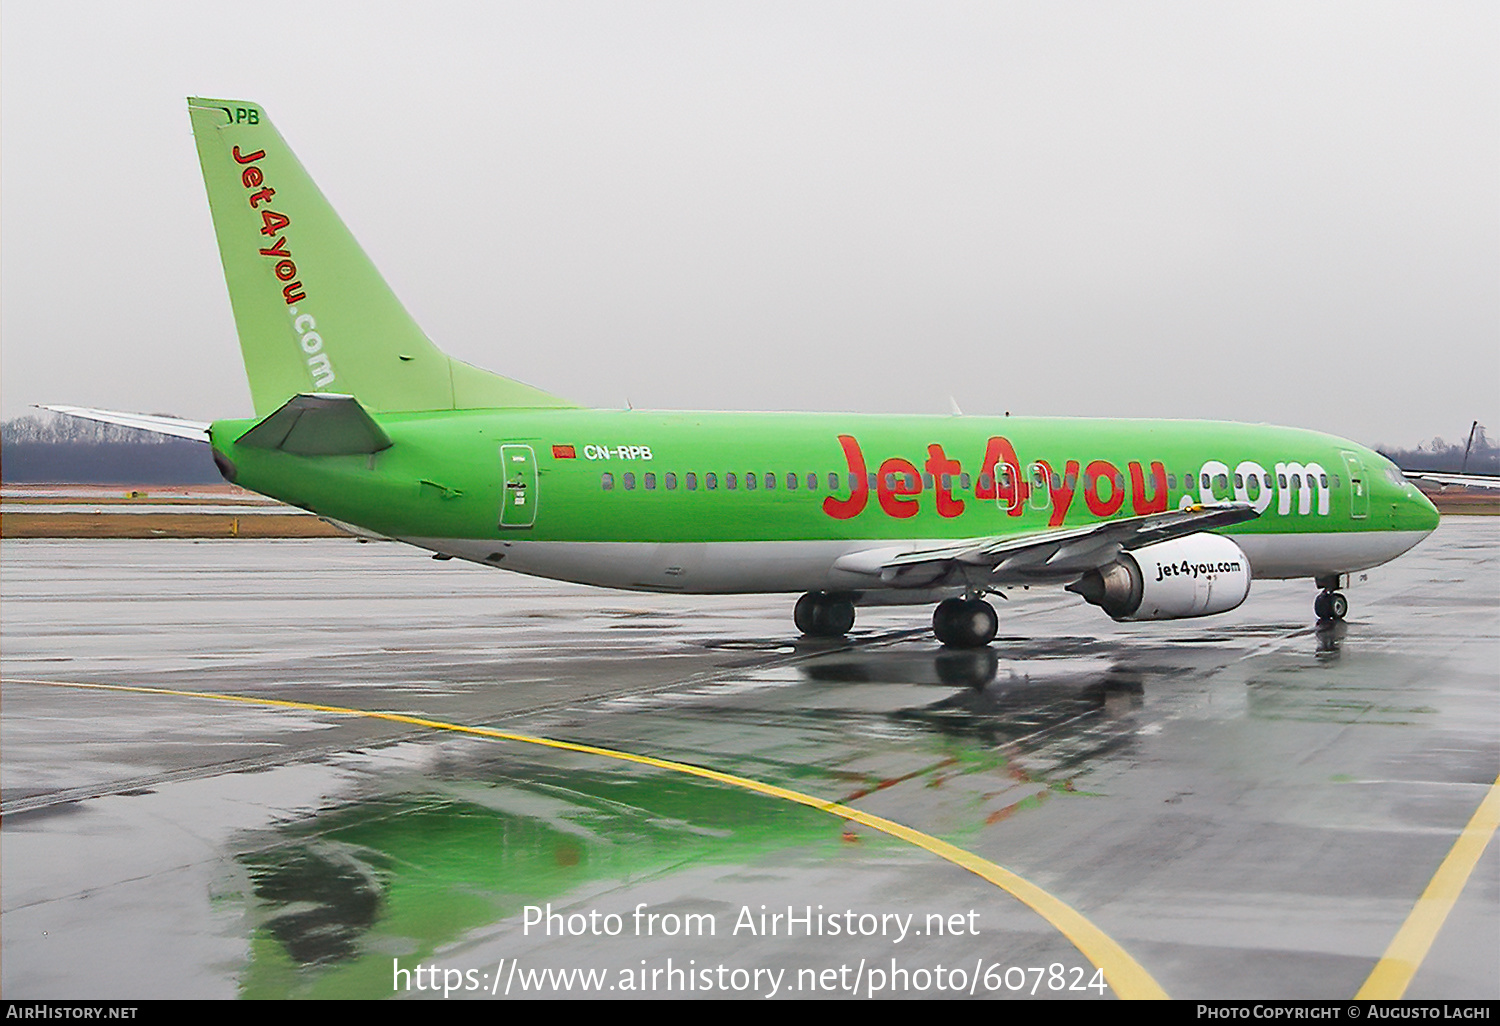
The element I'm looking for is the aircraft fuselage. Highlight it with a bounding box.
[211,409,1439,596]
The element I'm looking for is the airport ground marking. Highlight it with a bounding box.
[1355,772,1500,999]
[8,676,1166,1000]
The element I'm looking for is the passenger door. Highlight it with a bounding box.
[1340,451,1369,520]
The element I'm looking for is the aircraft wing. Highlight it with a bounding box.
[1404,471,1500,490]
[38,405,210,441]
[871,503,1261,586]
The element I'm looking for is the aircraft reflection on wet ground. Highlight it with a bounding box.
[231,759,843,997]
[222,644,1162,995]
[789,642,1148,766]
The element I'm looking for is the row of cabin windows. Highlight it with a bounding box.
[599,469,1342,493]
[1200,472,1337,490]
[602,471,859,492]
[600,471,1013,493]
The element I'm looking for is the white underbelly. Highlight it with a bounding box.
[1233,530,1431,579]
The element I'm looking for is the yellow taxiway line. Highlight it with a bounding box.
[1355,773,1500,999]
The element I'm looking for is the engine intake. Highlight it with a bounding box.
[1068,534,1251,621]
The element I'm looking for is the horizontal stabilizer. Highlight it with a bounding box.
[236,393,392,456]
[38,405,210,442]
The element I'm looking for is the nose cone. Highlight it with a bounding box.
[1372,455,1440,536]
[1407,487,1440,535]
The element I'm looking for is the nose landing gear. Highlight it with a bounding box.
[1314,575,1348,621]
[1314,590,1348,621]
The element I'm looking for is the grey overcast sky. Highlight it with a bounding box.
[2,1,1495,447]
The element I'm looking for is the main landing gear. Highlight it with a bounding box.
[793,591,1000,648]
[932,597,999,649]
[1313,575,1348,622]
[794,591,856,638]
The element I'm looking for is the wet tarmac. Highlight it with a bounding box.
[2,520,1496,1000]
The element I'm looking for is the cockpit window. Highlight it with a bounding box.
[1386,467,1409,488]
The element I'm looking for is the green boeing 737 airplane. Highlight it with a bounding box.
[48,98,1441,648]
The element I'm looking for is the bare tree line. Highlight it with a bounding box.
[1378,424,1497,475]
[1,413,219,483]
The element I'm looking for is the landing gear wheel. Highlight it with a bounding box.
[794,592,856,638]
[932,598,999,648]
[1314,591,1348,621]
[793,593,819,634]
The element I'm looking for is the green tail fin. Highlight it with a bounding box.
[187,97,576,416]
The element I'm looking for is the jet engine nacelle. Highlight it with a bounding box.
[1068,534,1251,621]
